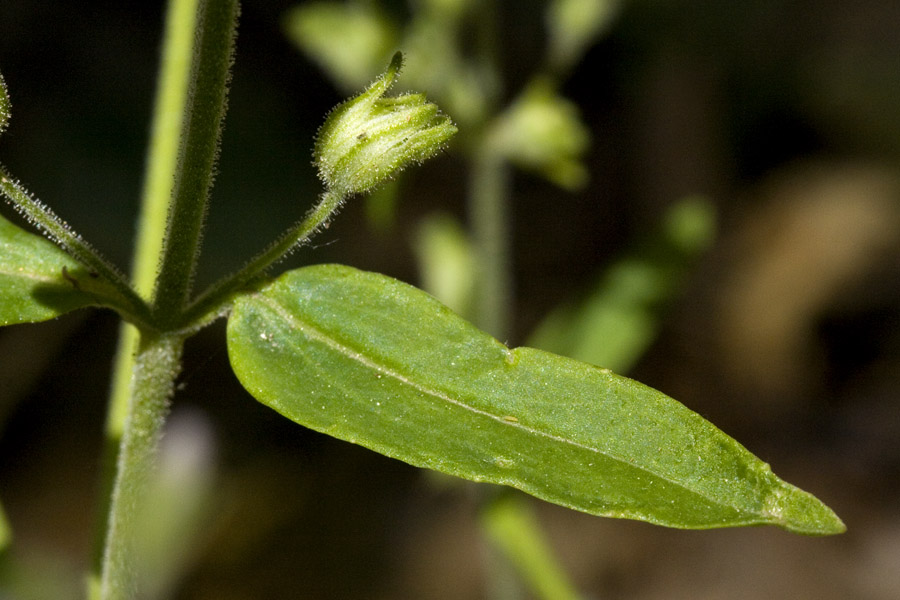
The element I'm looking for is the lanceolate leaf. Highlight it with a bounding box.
[0,213,131,325]
[227,264,845,535]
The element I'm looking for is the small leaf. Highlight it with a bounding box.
[491,80,590,190]
[529,197,717,373]
[283,2,398,92]
[413,213,475,318]
[227,264,845,535]
[0,212,128,325]
[546,0,622,70]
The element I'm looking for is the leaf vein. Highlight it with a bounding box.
[256,293,737,513]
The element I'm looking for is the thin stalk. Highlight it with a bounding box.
[95,1,240,597]
[99,333,185,599]
[482,492,583,600]
[91,0,202,579]
[151,0,239,323]
[464,6,579,595]
[132,0,201,302]
[469,150,584,599]
[469,144,511,339]
[179,189,344,329]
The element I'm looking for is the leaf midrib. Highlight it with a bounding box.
[254,291,743,515]
[0,264,69,283]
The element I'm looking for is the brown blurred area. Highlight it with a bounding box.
[2,1,900,598]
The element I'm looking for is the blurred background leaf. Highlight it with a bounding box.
[529,196,716,373]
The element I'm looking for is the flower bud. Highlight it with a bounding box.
[314,52,457,197]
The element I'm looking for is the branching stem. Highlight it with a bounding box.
[0,168,152,328]
[94,1,239,598]
[178,188,344,330]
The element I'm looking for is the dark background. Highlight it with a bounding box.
[2,1,899,598]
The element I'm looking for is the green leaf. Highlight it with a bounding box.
[413,213,475,319]
[283,2,399,92]
[546,0,622,70]
[491,80,590,190]
[226,264,845,535]
[0,213,130,325]
[529,197,717,373]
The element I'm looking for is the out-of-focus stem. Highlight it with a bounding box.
[469,144,512,340]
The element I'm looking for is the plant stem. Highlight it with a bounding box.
[92,0,202,579]
[179,188,345,329]
[151,0,239,324]
[469,144,511,339]
[99,333,184,599]
[482,492,583,600]
[94,1,239,597]
[132,0,201,302]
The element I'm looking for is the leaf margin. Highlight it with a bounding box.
[226,263,845,536]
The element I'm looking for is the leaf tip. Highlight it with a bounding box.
[387,51,403,82]
[766,482,846,536]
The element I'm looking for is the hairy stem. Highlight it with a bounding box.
[93,0,202,578]
[132,0,202,302]
[179,188,345,329]
[99,333,184,599]
[151,0,240,323]
[94,1,240,597]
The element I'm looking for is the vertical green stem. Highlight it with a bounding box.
[151,0,239,323]
[99,333,184,599]
[93,1,240,597]
[464,8,580,595]
[470,144,512,339]
[133,0,202,301]
[93,0,202,577]
[91,0,202,583]
[470,148,585,599]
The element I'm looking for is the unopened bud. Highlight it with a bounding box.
[314,52,457,197]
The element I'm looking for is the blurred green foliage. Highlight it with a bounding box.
[529,197,716,373]
[2,0,897,598]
